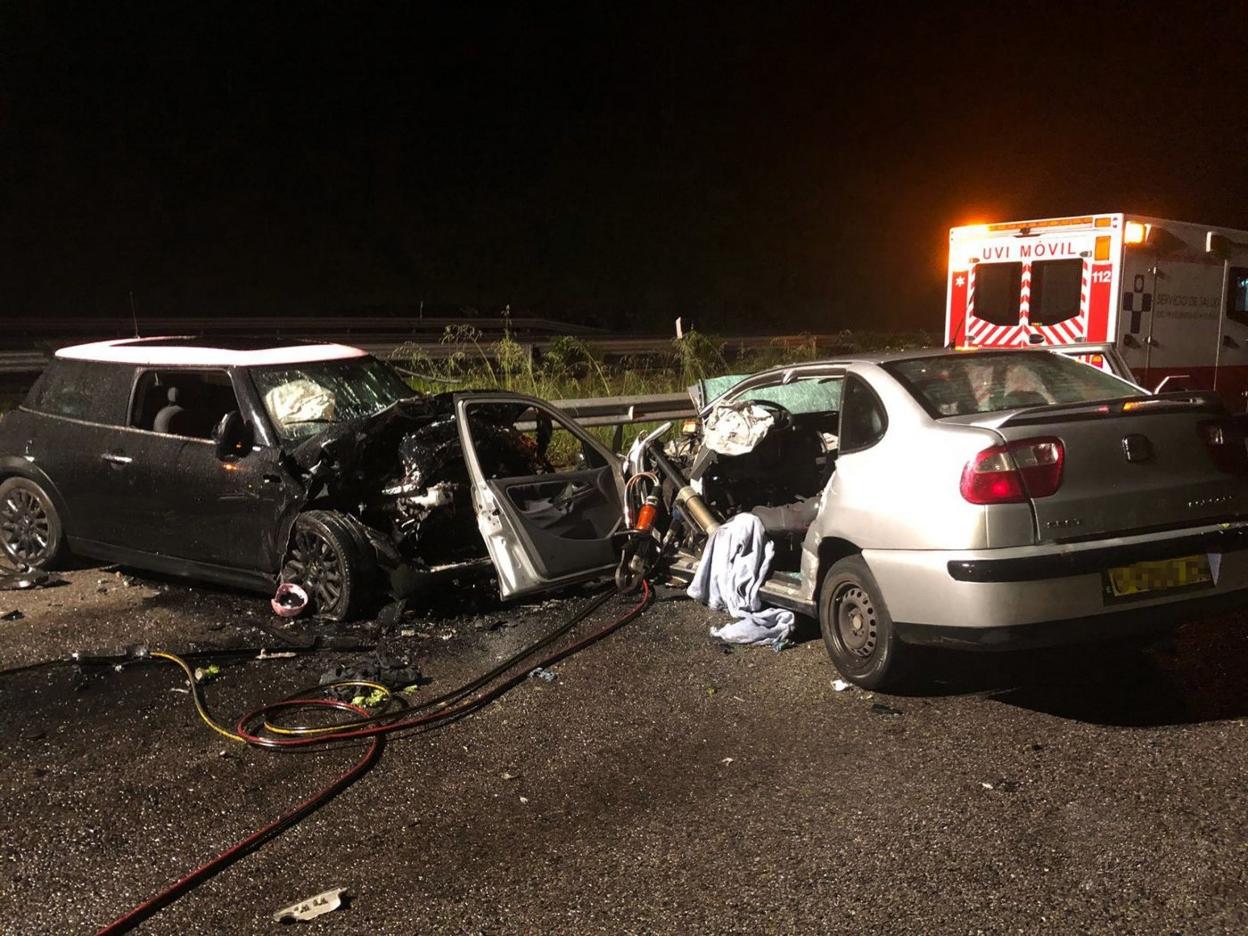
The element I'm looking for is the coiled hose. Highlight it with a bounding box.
[94,582,652,935]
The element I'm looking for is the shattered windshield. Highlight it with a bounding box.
[251,357,415,440]
[886,352,1139,418]
[702,374,844,414]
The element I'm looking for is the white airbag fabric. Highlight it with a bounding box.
[265,379,336,431]
[702,403,776,456]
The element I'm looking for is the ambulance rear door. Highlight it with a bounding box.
[947,215,1121,352]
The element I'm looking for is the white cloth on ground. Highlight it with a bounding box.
[687,512,796,650]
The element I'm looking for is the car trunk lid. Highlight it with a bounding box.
[989,394,1248,541]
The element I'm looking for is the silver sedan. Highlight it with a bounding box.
[666,348,1248,688]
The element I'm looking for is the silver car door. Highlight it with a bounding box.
[453,393,626,599]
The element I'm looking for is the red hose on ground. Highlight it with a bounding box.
[94,699,381,936]
[93,583,651,935]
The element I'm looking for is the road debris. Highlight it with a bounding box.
[272,887,348,923]
[0,564,56,590]
[194,664,222,684]
[319,653,425,696]
[982,778,1021,793]
[255,648,297,660]
[2,609,24,621]
[870,702,903,716]
[271,582,309,618]
[831,679,852,692]
[528,666,557,683]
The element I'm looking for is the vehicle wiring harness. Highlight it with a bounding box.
[93,581,653,935]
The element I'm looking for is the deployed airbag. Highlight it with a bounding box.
[265,379,336,433]
[702,402,776,456]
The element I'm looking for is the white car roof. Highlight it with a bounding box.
[54,336,370,368]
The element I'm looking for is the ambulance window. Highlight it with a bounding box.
[1227,267,1248,327]
[972,262,1021,326]
[1031,259,1083,325]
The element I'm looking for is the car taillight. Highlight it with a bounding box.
[960,437,1065,504]
[1199,420,1248,474]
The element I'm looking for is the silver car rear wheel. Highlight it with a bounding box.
[819,555,910,690]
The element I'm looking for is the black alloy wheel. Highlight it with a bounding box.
[0,478,65,568]
[281,511,370,621]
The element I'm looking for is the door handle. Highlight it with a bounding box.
[101,453,133,465]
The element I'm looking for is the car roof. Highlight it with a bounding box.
[54,336,370,368]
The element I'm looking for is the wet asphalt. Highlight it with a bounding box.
[2,563,1248,934]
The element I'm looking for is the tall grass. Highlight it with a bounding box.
[387,324,936,402]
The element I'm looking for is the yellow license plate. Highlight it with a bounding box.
[1106,554,1213,599]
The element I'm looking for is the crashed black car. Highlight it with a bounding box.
[0,337,626,618]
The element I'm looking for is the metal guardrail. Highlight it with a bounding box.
[551,392,695,428]
[0,352,49,376]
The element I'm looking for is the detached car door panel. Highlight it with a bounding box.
[454,394,625,598]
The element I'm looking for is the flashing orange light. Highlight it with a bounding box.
[1124,221,1148,245]
[1094,236,1112,261]
[1094,217,1112,228]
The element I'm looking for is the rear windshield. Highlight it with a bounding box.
[885,352,1139,418]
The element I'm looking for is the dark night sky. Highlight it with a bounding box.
[2,2,1246,333]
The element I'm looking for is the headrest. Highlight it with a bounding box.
[166,386,181,404]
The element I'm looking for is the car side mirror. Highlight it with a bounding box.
[213,411,252,460]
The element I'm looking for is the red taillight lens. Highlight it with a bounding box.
[961,437,1065,504]
[1200,420,1248,474]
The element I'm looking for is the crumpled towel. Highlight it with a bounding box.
[687,512,795,650]
[702,402,776,456]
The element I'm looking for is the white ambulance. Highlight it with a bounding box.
[945,213,1248,410]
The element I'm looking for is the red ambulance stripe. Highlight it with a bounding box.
[1086,262,1113,342]
[948,270,968,345]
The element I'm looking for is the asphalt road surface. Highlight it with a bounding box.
[2,563,1247,934]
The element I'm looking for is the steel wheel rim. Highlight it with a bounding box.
[287,528,345,613]
[0,489,51,563]
[834,584,878,658]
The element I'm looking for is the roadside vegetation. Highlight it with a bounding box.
[386,323,935,458]
[0,326,936,421]
[386,324,936,401]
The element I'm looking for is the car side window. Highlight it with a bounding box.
[26,360,135,425]
[838,375,887,453]
[461,401,609,479]
[130,370,241,440]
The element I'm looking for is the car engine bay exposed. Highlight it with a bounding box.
[287,395,546,589]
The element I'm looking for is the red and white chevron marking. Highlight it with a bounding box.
[963,265,1021,346]
[1033,262,1089,344]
